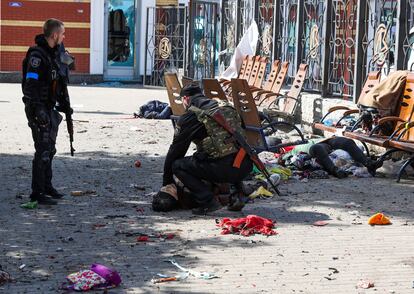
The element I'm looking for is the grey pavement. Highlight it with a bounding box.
[0,83,414,293]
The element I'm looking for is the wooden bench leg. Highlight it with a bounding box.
[397,155,414,183]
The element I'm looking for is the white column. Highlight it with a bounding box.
[139,0,156,76]
[90,0,105,75]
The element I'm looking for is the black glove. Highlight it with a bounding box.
[35,106,50,125]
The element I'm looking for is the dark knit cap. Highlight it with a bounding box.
[180,84,202,97]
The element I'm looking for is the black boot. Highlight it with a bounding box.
[30,193,57,205]
[365,159,384,177]
[45,188,64,199]
[192,199,222,215]
[333,169,348,179]
[227,193,245,211]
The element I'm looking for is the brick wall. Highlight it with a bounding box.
[0,0,91,73]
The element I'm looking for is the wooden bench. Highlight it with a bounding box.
[231,78,307,152]
[313,71,381,133]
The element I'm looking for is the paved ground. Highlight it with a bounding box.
[0,83,414,294]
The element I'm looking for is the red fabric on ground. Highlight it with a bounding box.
[274,146,295,158]
[217,215,277,236]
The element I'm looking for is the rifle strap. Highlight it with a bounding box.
[232,148,246,168]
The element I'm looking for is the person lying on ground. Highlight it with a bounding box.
[160,84,253,215]
[152,180,245,212]
[279,136,382,178]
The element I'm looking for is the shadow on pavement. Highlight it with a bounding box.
[0,151,412,293]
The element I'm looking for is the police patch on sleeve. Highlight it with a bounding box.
[30,57,41,68]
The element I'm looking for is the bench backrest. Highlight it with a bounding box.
[270,61,289,94]
[231,78,264,147]
[240,55,256,80]
[250,57,268,88]
[238,55,249,78]
[282,63,309,114]
[202,78,228,101]
[164,73,186,116]
[396,73,414,141]
[262,60,280,91]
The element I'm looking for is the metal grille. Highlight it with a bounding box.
[238,0,256,42]
[300,0,325,91]
[188,1,219,80]
[144,7,186,87]
[401,1,414,70]
[276,0,298,83]
[221,0,238,69]
[256,0,275,60]
[327,0,357,98]
[362,0,398,76]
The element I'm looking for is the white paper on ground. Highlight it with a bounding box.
[220,21,259,80]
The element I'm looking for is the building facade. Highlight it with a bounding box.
[1,0,414,101]
[0,0,191,81]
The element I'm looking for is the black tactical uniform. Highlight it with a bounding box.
[22,34,73,204]
[163,85,253,214]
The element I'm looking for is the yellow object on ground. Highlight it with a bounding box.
[368,213,391,225]
[255,167,292,181]
[249,186,274,199]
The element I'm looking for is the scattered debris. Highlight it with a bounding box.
[248,186,274,199]
[70,190,97,196]
[313,220,328,226]
[357,279,375,289]
[348,210,359,215]
[104,215,128,219]
[136,233,175,243]
[151,272,188,284]
[134,160,141,168]
[0,269,12,285]
[137,236,150,242]
[19,264,26,270]
[217,215,277,236]
[167,259,218,280]
[143,140,158,144]
[77,130,87,133]
[345,202,361,208]
[92,224,106,230]
[62,264,121,291]
[20,201,38,209]
[368,212,391,225]
[129,184,145,190]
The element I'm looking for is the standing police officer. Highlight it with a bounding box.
[22,19,73,205]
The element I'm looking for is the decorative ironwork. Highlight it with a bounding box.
[327,0,357,98]
[300,0,325,91]
[144,6,186,87]
[256,0,275,60]
[188,1,219,80]
[238,0,256,42]
[275,0,298,83]
[220,0,238,69]
[159,37,172,59]
[402,1,414,70]
[362,0,398,76]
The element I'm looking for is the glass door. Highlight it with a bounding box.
[104,0,136,80]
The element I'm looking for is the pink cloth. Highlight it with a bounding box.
[217,215,277,236]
